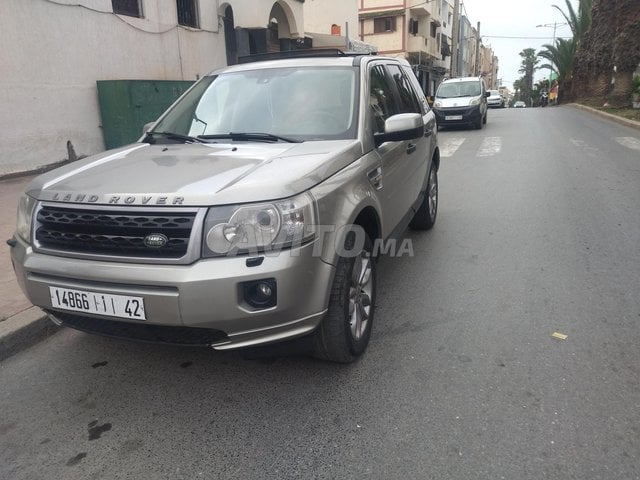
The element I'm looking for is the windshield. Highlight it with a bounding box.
[151,66,359,142]
[489,90,500,96]
[436,81,481,98]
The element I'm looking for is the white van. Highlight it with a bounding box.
[433,77,489,129]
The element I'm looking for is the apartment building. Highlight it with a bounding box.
[478,44,499,89]
[358,0,449,95]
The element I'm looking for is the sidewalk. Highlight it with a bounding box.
[0,174,57,361]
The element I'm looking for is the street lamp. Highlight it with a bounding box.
[536,22,568,89]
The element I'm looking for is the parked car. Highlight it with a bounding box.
[487,90,504,108]
[514,101,526,108]
[9,52,439,363]
[433,76,488,129]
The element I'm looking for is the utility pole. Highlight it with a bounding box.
[450,0,459,78]
[474,21,481,76]
[536,22,568,85]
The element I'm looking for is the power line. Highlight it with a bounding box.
[482,35,573,40]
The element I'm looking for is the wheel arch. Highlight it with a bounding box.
[353,206,382,241]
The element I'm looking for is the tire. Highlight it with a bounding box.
[314,231,376,363]
[474,115,483,129]
[409,163,438,230]
[483,111,487,124]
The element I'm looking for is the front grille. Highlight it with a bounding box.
[48,310,228,346]
[36,206,196,258]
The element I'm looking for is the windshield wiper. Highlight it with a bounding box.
[145,131,209,144]
[198,132,301,143]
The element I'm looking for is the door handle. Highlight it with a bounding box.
[424,128,433,137]
[407,143,417,154]
[367,167,383,190]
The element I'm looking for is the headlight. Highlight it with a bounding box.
[203,192,317,256]
[469,97,481,106]
[434,100,442,108]
[16,195,37,243]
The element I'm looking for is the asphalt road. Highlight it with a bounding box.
[2,106,639,480]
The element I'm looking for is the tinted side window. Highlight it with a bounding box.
[369,64,399,133]
[387,65,421,114]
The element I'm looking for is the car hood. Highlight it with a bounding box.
[435,96,481,108]
[27,140,362,206]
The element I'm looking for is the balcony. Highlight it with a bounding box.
[408,0,432,16]
[407,34,439,60]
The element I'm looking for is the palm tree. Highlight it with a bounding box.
[512,78,524,104]
[553,0,592,45]
[518,48,539,106]
[538,38,577,102]
[534,0,591,103]
[538,39,576,79]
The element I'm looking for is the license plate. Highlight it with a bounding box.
[49,287,146,320]
[445,115,463,121]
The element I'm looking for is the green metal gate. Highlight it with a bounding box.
[97,80,194,149]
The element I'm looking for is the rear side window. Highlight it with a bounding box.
[387,65,421,114]
[400,65,430,113]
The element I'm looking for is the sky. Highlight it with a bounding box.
[459,0,576,90]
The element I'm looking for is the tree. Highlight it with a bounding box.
[553,0,592,45]
[518,48,539,106]
[533,0,592,104]
[538,38,577,102]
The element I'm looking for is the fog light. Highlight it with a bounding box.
[257,283,272,297]
[242,279,277,309]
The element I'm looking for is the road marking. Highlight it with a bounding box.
[440,137,466,157]
[615,137,640,151]
[477,137,502,157]
[569,137,600,157]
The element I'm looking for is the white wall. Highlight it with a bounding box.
[304,0,357,36]
[227,0,303,33]
[0,0,304,175]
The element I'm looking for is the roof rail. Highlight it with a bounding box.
[237,48,373,64]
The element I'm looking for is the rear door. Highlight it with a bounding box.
[388,64,432,205]
[400,63,436,176]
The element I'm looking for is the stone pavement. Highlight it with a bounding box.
[1,175,34,320]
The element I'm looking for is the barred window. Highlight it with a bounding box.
[112,0,142,17]
[177,0,199,28]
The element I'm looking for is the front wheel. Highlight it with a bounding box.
[314,232,376,363]
[409,163,438,230]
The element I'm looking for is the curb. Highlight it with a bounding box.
[0,159,72,182]
[569,103,640,131]
[0,307,59,362]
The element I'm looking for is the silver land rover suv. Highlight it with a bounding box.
[10,52,439,362]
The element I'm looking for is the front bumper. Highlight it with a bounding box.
[433,105,482,126]
[10,236,334,350]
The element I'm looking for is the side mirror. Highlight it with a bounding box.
[374,113,423,147]
[142,121,156,135]
[484,91,490,98]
